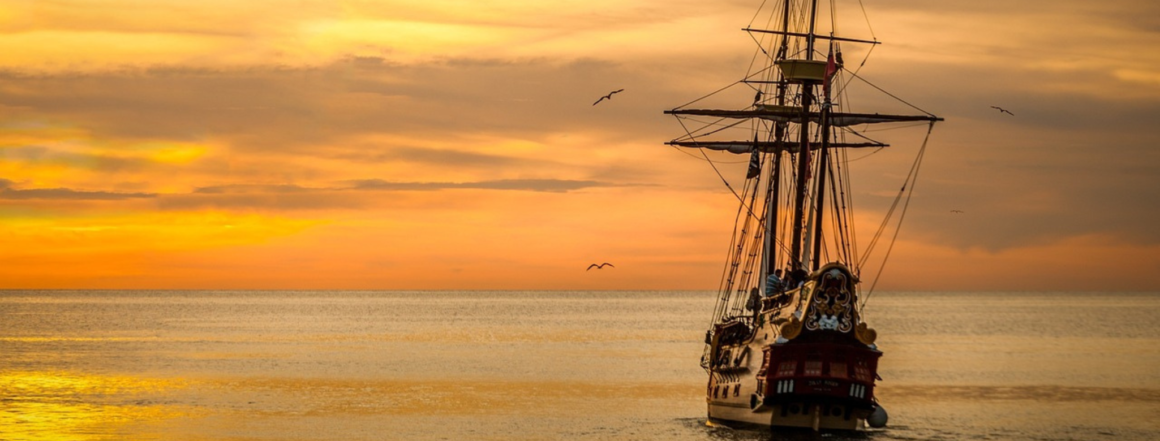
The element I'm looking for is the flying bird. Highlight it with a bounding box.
[950,210,965,214]
[586,263,615,271]
[592,89,624,106]
[990,106,1014,116]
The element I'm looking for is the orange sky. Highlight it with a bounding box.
[1,0,1158,290]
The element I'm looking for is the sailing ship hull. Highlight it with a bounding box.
[709,403,865,431]
[703,263,882,431]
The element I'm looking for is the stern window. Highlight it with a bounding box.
[853,360,872,382]
[776,361,797,377]
[804,360,823,376]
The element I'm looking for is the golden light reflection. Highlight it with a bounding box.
[207,378,699,417]
[0,371,190,441]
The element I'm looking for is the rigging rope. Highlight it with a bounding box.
[827,153,850,265]
[859,166,907,266]
[748,0,770,28]
[839,144,859,273]
[830,0,838,44]
[675,116,749,135]
[711,162,758,324]
[726,177,764,319]
[676,119,763,223]
[832,44,875,99]
[673,65,775,110]
[845,70,937,117]
[860,121,936,310]
[858,0,876,40]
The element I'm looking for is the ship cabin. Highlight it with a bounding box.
[757,331,881,420]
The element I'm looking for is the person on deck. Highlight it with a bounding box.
[791,268,808,288]
[764,269,785,297]
[781,267,796,288]
[746,287,761,312]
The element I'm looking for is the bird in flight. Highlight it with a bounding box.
[587,263,615,271]
[592,89,624,106]
[990,106,1014,116]
[950,210,965,214]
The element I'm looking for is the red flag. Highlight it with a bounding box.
[823,50,838,98]
[803,143,811,180]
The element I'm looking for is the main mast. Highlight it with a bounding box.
[762,0,792,281]
[788,0,819,273]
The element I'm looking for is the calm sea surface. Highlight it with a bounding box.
[1,291,1157,441]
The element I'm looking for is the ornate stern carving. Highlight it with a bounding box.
[804,267,856,333]
[779,316,802,340]
[855,322,877,345]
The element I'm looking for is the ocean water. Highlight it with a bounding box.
[1,290,1157,441]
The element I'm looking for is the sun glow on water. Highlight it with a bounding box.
[0,371,191,441]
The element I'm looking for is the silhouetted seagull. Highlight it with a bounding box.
[990,106,1014,116]
[950,210,964,213]
[586,263,615,271]
[592,89,624,106]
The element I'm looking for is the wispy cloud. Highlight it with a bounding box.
[192,179,619,195]
[348,178,615,192]
[153,179,625,211]
[0,179,155,200]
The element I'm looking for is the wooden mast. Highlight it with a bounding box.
[811,87,832,271]
[789,0,820,272]
[764,0,792,280]
[811,39,838,272]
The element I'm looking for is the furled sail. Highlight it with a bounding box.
[665,140,887,154]
[664,107,942,126]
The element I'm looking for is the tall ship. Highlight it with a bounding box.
[664,0,942,431]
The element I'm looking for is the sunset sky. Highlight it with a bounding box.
[1,0,1157,290]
